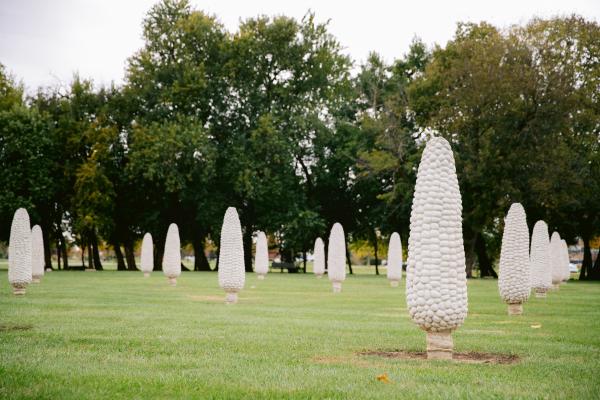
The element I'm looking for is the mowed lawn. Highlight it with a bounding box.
[1,270,599,399]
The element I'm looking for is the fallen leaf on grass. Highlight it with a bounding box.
[376,373,392,383]
[530,324,542,329]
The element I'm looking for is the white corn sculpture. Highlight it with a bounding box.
[387,232,403,287]
[313,238,325,278]
[31,225,45,283]
[498,203,530,315]
[561,239,570,282]
[313,238,325,279]
[162,224,181,286]
[218,207,245,304]
[530,220,552,298]
[406,137,468,360]
[327,223,346,293]
[141,233,154,277]
[550,232,563,289]
[8,208,32,295]
[255,231,269,279]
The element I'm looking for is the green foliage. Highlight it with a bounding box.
[0,64,23,110]
[0,104,54,238]
[0,2,598,277]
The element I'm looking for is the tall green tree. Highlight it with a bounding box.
[215,12,352,270]
[408,18,600,278]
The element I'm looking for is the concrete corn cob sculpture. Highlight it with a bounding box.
[327,223,346,293]
[255,231,269,279]
[141,233,153,277]
[387,232,403,287]
[530,220,552,298]
[31,225,45,283]
[163,224,181,286]
[8,208,32,295]
[218,207,245,303]
[406,137,468,360]
[313,238,325,278]
[498,203,530,315]
[550,232,563,289]
[560,239,570,282]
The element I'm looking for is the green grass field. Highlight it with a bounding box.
[1,270,599,399]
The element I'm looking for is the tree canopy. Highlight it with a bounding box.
[0,1,598,278]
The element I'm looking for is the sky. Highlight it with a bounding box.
[1,0,599,91]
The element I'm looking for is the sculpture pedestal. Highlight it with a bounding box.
[389,280,399,287]
[552,284,560,290]
[225,290,239,304]
[168,277,177,286]
[534,288,547,298]
[32,276,41,283]
[332,281,342,293]
[257,274,265,280]
[426,330,453,360]
[11,283,27,296]
[507,303,523,315]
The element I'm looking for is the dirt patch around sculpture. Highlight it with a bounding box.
[0,324,33,332]
[357,349,520,364]
[188,295,226,302]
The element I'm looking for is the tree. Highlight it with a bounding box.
[214,12,352,271]
[353,43,430,272]
[407,19,599,278]
[125,0,227,270]
[0,94,57,269]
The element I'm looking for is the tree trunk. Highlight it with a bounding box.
[464,237,476,278]
[60,234,69,270]
[373,231,379,275]
[193,236,211,271]
[344,232,353,275]
[153,234,164,271]
[92,233,103,270]
[59,231,69,269]
[124,240,137,271]
[80,244,85,268]
[87,244,94,269]
[302,251,307,273]
[243,226,253,272]
[589,245,600,280]
[475,233,497,278]
[580,236,592,280]
[57,239,62,270]
[113,242,127,270]
[42,224,52,270]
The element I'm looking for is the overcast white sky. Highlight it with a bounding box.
[1,0,598,91]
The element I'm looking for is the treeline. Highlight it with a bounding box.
[0,0,598,278]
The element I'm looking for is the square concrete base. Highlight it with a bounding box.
[508,303,523,315]
[332,281,342,293]
[225,290,239,304]
[426,330,453,360]
[11,283,27,295]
